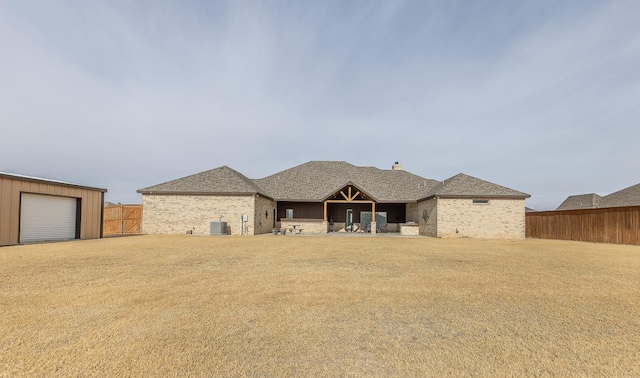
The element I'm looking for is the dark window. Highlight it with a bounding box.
[472,199,490,204]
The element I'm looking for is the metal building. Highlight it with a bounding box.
[0,172,107,246]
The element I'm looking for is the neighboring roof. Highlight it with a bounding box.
[525,207,537,212]
[419,173,530,201]
[104,201,118,208]
[137,166,272,199]
[599,183,640,208]
[0,171,107,192]
[556,182,640,210]
[137,162,530,203]
[556,193,601,211]
[253,161,439,202]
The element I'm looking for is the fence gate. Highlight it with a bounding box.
[103,204,142,236]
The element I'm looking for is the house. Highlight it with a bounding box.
[556,183,640,210]
[0,172,106,246]
[556,193,602,210]
[137,161,530,239]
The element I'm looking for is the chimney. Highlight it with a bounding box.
[392,161,402,171]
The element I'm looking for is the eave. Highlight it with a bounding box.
[0,172,107,193]
[417,194,531,202]
[137,190,275,201]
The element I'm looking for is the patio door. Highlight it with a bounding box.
[346,209,353,231]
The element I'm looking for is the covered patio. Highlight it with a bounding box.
[278,183,407,234]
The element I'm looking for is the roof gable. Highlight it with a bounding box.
[253,161,438,202]
[321,182,378,202]
[137,166,269,197]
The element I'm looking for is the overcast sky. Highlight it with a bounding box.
[1,1,639,210]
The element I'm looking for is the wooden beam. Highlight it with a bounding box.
[325,200,374,204]
[323,201,327,221]
[348,186,352,200]
[352,191,360,200]
[340,190,349,200]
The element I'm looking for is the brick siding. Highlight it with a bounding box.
[142,194,275,236]
[436,198,525,239]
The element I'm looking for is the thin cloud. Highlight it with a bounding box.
[0,1,638,210]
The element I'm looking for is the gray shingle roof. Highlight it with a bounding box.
[556,182,640,210]
[420,173,530,200]
[253,161,439,202]
[600,183,640,208]
[137,166,270,198]
[556,193,601,210]
[137,162,530,202]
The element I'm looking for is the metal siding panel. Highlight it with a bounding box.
[10,181,21,243]
[79,190,87,239]
[19,193,77,243]
[0,178,10,245]
[89,190,96,237]
[85,190,95,238]
[82,190,101,239]
[84,190,92,239]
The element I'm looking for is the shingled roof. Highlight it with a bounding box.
[253,161,439,202]
[137,161,530,203]
[599,183,640,208]
[555,182,640,210]
[419,173,530,201]
[137,166,271,198]
[556,193,602,210]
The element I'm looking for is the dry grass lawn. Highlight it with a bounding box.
[1,235,639,376]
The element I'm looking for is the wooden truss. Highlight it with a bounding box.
[323,185,375,221]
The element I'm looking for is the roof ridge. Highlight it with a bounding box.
[137,165,271,198]
[222,166,266,193]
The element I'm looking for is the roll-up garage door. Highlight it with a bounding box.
[19,193,77,243]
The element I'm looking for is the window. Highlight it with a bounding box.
[286,209,294,219]
[472,199,490,205]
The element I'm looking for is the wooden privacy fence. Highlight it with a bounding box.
[526,206,640,245]
[103,204,143,236]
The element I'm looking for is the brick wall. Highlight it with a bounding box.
[142,195,525,238]
[436,198,526,239]
[142,194,257,236]
[406,203,419,223]
[413,199,438,237]
[281,219,328,234]
[253,195,277,235]
[400,224,419,236]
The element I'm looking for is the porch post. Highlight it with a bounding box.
[323,201,329,233]
[371,202,377,235]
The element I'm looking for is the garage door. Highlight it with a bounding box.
[19,193,77,243]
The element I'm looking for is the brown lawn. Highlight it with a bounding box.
[1,235,639,376]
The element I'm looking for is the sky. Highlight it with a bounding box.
[1,1,639,210]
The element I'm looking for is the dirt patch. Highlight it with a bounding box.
[1,235,639,376]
